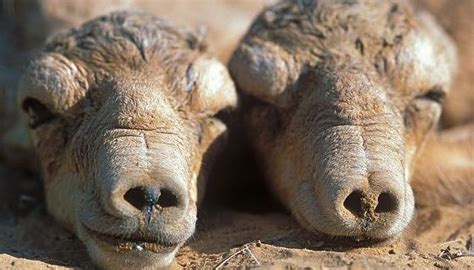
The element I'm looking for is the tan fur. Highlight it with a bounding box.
[15,11,237,269]
[412,124,474,207]
[0,2,262,268]
[229,0,467,240]
[2,0,267,62]
[0,0,266,169]
[414,0,474,127]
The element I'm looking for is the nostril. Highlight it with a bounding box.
[124,187,179,211]
[343,190,364,217]
[124,187,153,210]
[375,192,398,213]
[157,188,179,208]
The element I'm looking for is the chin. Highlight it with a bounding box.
[86,242,178,270]
[76,222,180,270]
[295,201,415,242]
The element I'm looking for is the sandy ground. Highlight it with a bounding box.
[0,1,473,269]
[0,164,472,270]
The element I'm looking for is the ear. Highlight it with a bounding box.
[229,39,301,108]
[17,53,88,114]
[187,57,237,115]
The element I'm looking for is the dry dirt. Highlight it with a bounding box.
[0,1,473,268]
[0,164,473,270]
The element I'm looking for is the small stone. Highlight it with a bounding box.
[389,249,396,255]
[135,244,144,251]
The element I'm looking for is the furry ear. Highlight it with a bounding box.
[229,39,300,108]
[187,57,237,115]
[17,54,88,114]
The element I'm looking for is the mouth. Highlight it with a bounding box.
[304,213,405,244]
[81,223,179,254]
[293,206,397,245]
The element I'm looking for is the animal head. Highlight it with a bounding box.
[18,11,236,269]
[230,0,456,240]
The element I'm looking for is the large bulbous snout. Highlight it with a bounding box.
[296,173,415,241]
[123,185,183,215]
[343,189,399,222]
[286,118,415,240]
[75,131,197,269]
[327,177,415,239]
[288,167,415,241]
[103,177,190,229]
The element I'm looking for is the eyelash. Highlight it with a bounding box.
[22,98,56,129]
[421,88,446,104]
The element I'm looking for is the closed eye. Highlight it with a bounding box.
[419,88,446,104]
[21,98,56,129]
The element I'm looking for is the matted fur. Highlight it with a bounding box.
[229,0,471,240]
[15,11,237,269]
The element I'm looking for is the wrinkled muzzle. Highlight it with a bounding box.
[75,128,197,268]
[308,125,413,239]
[286,95,415,240]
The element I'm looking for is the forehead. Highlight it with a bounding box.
[43,10,201,84]
[382,12,457,100]
[250,0,456,101]
[316,2,457,100]
[23,12,203,110]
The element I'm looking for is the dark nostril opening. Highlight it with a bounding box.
[124,186,179,211]
[375,192,398,213]
[343,190,364,217]
[124,187,153,210]
[157,188,179,208]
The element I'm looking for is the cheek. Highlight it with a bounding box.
[403,141,418,182]
[404,100,441,148]
[69,125,105,187]
[192,118,228,204]
[246,105,284,140]
[44,163,81,231]
[262,130,310,203]
[32,124,68,179]
[190,148,217,205]
[403,103,440,181]
[187,140,201,205]
[248,106,311,196]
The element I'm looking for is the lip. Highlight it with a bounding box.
[293,207,395,245]
[81,223,179,254]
